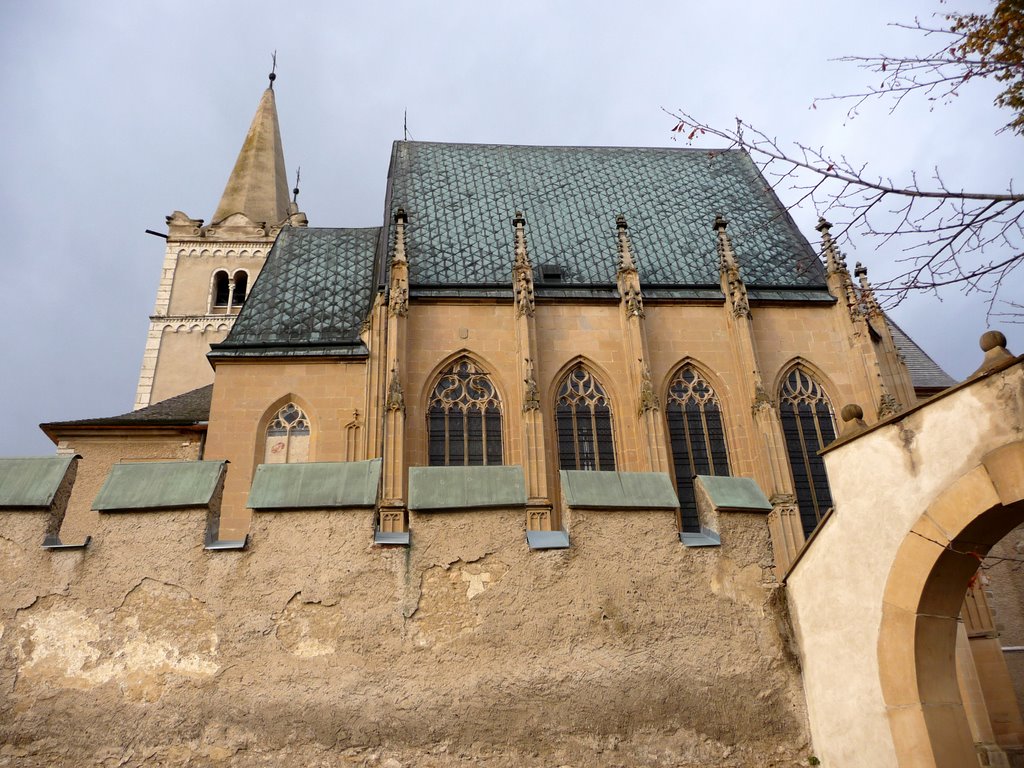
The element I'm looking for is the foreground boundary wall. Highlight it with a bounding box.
[1,497,811,767]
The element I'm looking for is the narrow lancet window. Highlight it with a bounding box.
[427,360,503,466]
[665,366,730,532]
[779,368,837,538]
[232,271,248,305]
[264,403,311,464]
[213,270,230,308]
[555,366,615,471]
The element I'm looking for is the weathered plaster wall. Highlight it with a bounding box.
[786,361,1024,767]
[1,501,811,767]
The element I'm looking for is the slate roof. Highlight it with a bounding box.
[212,227,379,358]
[888,319,957,392]
[41,385,213,432]
[385,141,831,299]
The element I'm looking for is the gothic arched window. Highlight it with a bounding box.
[264,403,311,464]
[666,366,731,532]
[427,360,503,466]
[555,366,615,471]
[779,367,837,538]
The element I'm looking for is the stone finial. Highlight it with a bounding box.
[511,213,535,317]
[971,330,1015,376]
[817,217,846,278]
[392,208,408,265]
[616,214,637,274]
[839,403,868,437]
[714,215,749,319]
[854,262,882,318]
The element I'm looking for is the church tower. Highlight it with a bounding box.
[133,74,306,409]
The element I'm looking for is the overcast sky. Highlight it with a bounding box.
[1,0,1020,456]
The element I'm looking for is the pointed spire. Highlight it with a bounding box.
[512,212,535,318]
[211,82,291,226]
[392,208,408,265]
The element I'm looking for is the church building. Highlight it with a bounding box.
[2,76,1023,768]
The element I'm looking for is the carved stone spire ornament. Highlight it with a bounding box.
[714,215,750,319]
[522,357,540,412]
[854,262,883,319]
[512,212,536,318]
[392,208,408,266]
[616,215,645,317]
[638,358,660,414]
[386,363,405,413]
[389,208,410,316]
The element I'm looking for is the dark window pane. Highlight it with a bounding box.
[466,407,484,466]
[486,407,503,466]
[233,272,248,305]
[214,272,229,306]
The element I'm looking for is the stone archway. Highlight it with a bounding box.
[878,442,1024,768]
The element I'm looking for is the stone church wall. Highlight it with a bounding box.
[1,498,812,767]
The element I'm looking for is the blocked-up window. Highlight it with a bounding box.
[427,360,503,466]
[555,366,615,471]
[666,366,731,532]
[264,403,311,464]
[779,368,836,538]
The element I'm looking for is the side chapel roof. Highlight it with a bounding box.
[210,226,379,359]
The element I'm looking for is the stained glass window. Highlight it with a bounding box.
[666,366,730,532]
[779,368,837,538]
[427,360,503,466]
[555,367,615,471]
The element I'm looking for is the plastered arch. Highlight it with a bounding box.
[877,441,1024,768]
[252,393,320,472]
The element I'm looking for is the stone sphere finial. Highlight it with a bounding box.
[841,404,864,422]
[980,330,1007,352]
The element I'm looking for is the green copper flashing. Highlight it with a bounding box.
[694,475,772,513]
[408,465,526,511]
[93,461,226,511]
[559,470,679,509]
[247,459,381,509]
[0,456,76,509]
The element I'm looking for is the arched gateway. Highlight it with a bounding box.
[786,344,1024,768]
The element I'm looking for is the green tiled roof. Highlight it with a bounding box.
[386,142,828,294]
[212,227,379,357]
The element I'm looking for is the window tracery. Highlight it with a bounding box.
[779,367,837,538]
[264,402,311,464]
[555,366,615,471]
[665,366,731,532]
[427,360,503,466]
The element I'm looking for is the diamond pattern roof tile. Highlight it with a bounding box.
[213,227,379,357]
[387,141,827,291]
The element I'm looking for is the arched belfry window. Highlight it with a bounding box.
[213,271,230,308]
[210,269,249,314]
[665,366,731,532]
[555,366,615,471]
[264,403,311,464]
[779,367,837,538]
[427,360,503,466]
